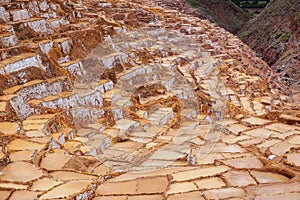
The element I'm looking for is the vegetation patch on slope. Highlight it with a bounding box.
[238,0,300,90]
[186,0,250,33]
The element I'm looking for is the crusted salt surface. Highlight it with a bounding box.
[0,0,298,199]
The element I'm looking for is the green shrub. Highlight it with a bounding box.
[267,34,272,41]
[275,32,282,39]
[281,32,291,42]
[240,0,268,8]
[281,53,291,61]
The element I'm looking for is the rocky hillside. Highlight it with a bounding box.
[155,0,250,34]
[188,0,251,33]
[187,0,250,33]
[238,0,300,92]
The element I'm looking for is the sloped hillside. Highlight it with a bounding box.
[186,0,250,33]
[238,0,300,92]
[154,0,250,33]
